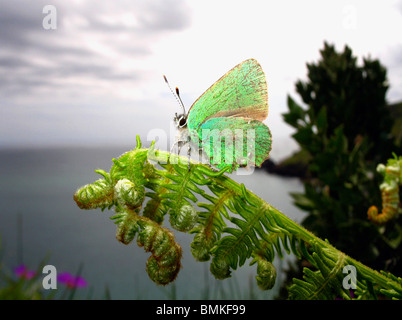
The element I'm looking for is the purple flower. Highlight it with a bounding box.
[14,265,36,279]
[57,272,87,288]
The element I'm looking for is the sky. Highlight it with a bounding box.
[1,0,402,160]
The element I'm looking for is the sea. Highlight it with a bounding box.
[0,146,306,300]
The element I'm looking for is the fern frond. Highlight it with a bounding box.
[189,190,232,261]
[73,138,402,298]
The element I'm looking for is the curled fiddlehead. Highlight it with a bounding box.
[74,137,183,285]
[111,207,182,285]
[114,178,145,210]
[367,155,401,225]
[136,219,182,285]
[169,203,198,232]
[73,170,114,210]
[250,246,277,290]
[254,257,277,291]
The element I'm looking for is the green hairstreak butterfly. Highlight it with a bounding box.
[166,58,272,172]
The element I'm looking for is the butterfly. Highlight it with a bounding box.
[167,58,272,172]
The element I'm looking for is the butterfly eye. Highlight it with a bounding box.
[178,115,187,128]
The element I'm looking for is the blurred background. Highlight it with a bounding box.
[0,0,401,299]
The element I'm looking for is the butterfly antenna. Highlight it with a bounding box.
[163,75,186,115]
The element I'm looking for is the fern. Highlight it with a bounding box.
[73,136,402,299]
[367,154,401,224]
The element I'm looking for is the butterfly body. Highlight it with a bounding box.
[171,59,272,172]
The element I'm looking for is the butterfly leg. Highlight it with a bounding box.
[177,140,184,155]
[168,139,181,163]
[196,144,209,167]
[187,140,191,171]
[177,139,191,170]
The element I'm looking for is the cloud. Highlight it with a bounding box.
[385,44,402,102]
[80,0,190,33]
[0,1,43,49]
[0,0,191,98]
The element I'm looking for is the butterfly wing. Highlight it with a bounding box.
[186,59,268,131]
[192,117,272,171]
